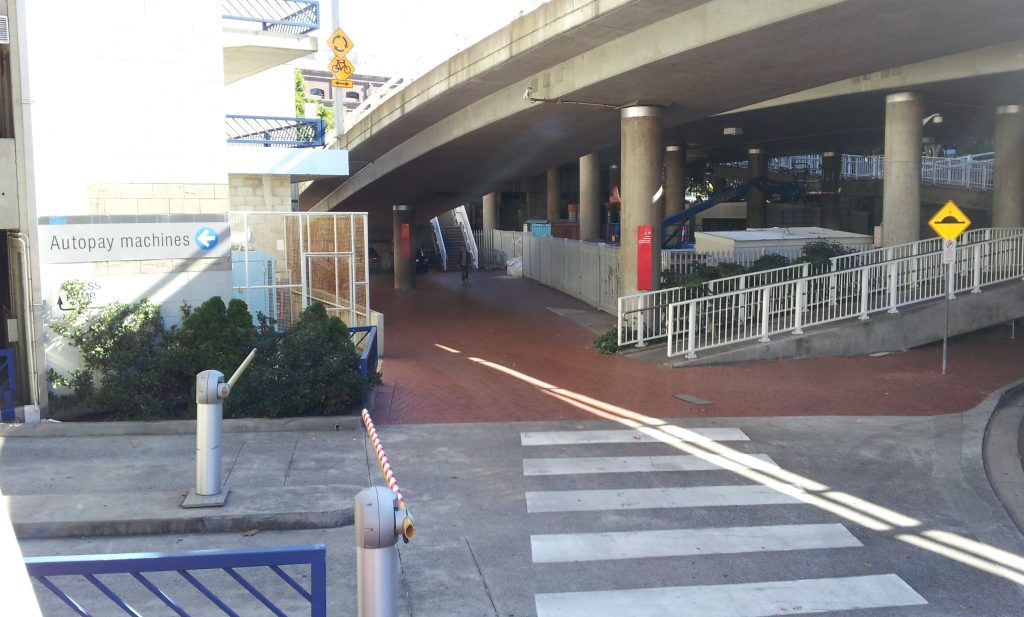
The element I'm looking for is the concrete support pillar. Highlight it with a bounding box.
[746,148,768,228]
[483,192,499,234]
[392,205,415,290]
[882,92,923,246]
[994,105,1024,229]
[664,145,686,218]
[820,151,841,229]
[620,106,663,296]
[579,153,600,241]
[546,167,560,221]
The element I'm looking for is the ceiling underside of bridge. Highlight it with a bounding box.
[318,0,1024,239]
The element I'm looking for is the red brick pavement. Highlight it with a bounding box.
[368,269,1024,424]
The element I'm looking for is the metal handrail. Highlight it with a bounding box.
[226,115,325,148]
[26,545,327,617]
[620,228,1024,349]
[667,233,1024,359]
[430,217,448,272]
[349,325,379,376]
[727,153,996,191]
[222,0,320,35]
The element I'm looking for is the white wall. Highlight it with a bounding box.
[223,65,296,118]
[23,0,227,216]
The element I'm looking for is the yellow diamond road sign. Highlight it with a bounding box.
[928,200,971,240]
[328,56,355,80]
[328,28,354,57]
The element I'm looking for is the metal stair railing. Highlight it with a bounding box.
[727,153,996,191]
[667,233,1024,359]
[830,228,1024,271]
[222,0,320,35]
[226,115,325,148]
[621,228,1024,349]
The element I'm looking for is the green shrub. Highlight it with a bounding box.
[47,281,190,419]
[595,327,621,354]
[228,302,369,417]
[749,253,791,272]
[48,282,371,420]
[797,240,856,274]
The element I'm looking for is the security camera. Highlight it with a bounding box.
[524,87,533,101]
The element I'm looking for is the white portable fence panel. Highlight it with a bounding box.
[496,231,619,315]
[667,234,1024,359]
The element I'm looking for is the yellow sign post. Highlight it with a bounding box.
[928,200,971,376]
[327,27,356,89]
[928,200,971,240]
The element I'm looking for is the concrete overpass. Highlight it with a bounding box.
[306,0,1024,291]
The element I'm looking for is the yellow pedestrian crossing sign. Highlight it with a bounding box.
[928,200,971,240]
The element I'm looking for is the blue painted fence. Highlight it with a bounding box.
[349,326,378,377]
[226,115,326,148]
[25,545,327,617]
[222,0,320,35]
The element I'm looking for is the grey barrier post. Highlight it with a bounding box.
[184,348,256,508]
[356,486,407,617]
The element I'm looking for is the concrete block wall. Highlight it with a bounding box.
[229,175,293,212]
[88,183,230,216]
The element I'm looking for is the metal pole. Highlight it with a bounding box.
[356,486,402,617]
[942,262,951,375]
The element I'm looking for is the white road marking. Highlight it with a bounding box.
[523,453,778,476]
[531,523,861,563]
[521,427,748,446]
[526,483,803,513]
[534,574,927,617]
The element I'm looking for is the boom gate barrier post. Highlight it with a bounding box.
[183,348,257,508]
[358,408,415,617]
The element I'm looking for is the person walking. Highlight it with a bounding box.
[459,247,471,283]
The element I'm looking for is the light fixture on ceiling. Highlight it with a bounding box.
[922,113,943,126]
[723,127,743,136]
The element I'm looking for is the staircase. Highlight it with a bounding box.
[436,210,467,271]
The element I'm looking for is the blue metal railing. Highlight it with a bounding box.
[350,325,378,376]
[0,348,15,422]
[226,115,325,148]
[25,545,327,617]
[222,0,320,35]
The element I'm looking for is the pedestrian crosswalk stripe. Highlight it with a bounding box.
[523,453,778,476]
[531,523,861,563]
[526,483,803,513]
[521,427,748,446]
[534,573,927,617]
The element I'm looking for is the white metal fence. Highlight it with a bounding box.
[620,228,1024,348]
[728,153,995,191]
[660,246,807,273]
[666,233,1024,359]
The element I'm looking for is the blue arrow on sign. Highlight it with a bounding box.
[195,227,218,250]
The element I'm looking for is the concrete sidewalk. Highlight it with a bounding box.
[0,416,370,538]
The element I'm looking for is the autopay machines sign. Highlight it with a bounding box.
[38,214,231,263]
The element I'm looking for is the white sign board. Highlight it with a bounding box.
[942,239,956,264]
[38,215,230,263]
